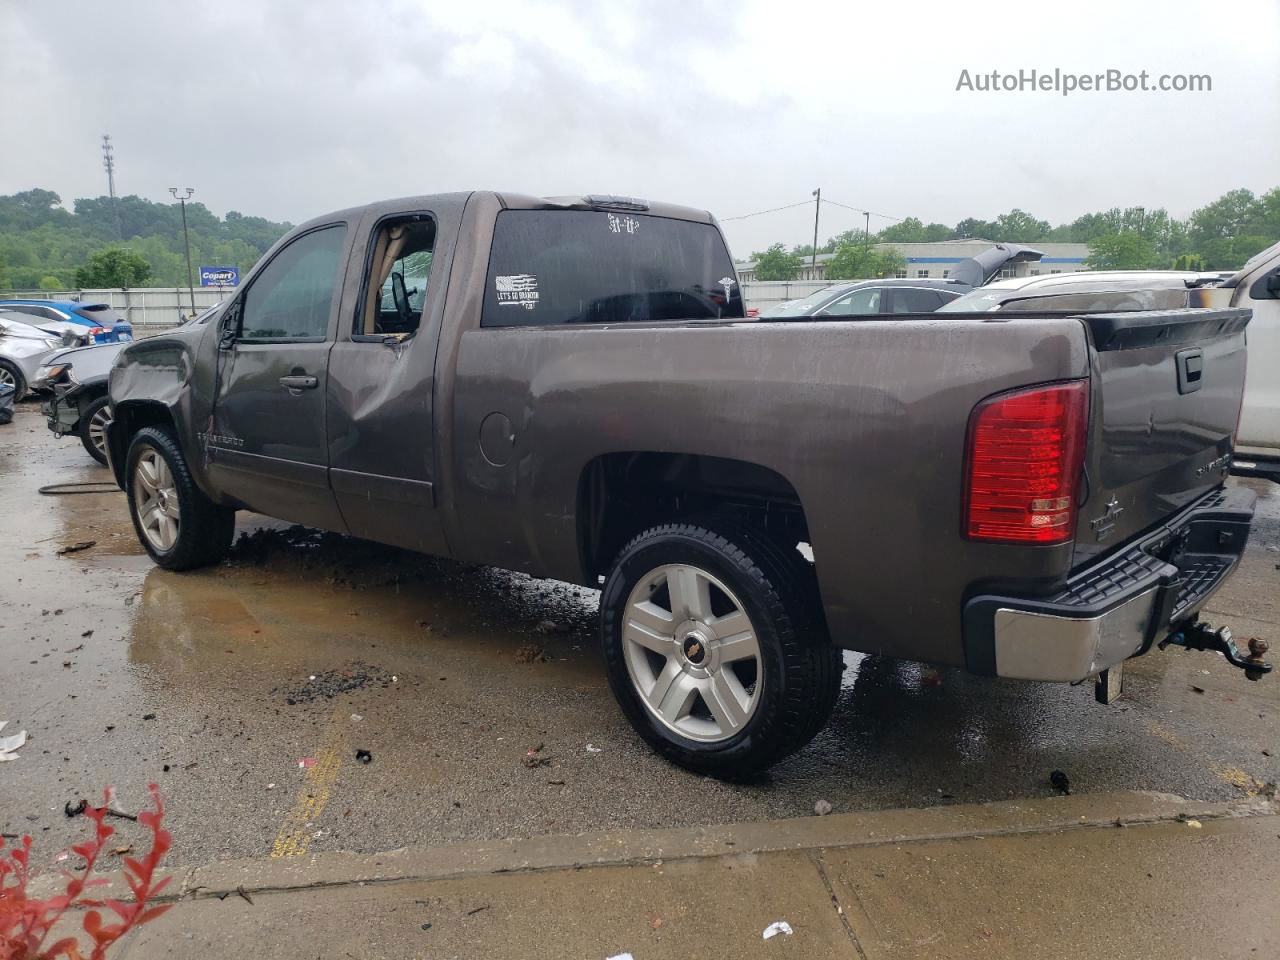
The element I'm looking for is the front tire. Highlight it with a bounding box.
[0,359,26,400]
[125,426,235,570]
[78,396,112,466]
[600,521,841,777]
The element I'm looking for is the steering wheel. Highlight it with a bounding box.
[391,272,411,326]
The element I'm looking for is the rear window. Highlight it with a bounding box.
[482,210,743,327]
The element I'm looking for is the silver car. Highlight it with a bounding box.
[0,312,83,398]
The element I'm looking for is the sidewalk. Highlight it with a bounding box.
[99,791,1276,959]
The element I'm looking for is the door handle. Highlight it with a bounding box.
[279,375,318,391]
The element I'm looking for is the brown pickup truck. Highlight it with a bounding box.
[105,192,1268,775]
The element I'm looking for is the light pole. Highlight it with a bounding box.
[864,211,870,249]
[810,188,821,279]
[169,187,196,317]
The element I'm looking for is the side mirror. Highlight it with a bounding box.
[218,305,239,349]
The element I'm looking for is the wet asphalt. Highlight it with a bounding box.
[1,403,1277,871]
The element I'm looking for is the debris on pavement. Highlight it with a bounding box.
[142,713,157,721]
[465,904,490,916]
[813,799,833,816]
[1050,770,1071,795]
[56,540,96,555]
[1184,819,1203,829]
[606,953,635,960]
[236,885,255,905]
[535,619,569,635]
[522,743,551,768]
[585,743,603,753]
[350,714,363,722]
[297,757,317,769]
[762,920,794,939]
[64,799,87,818]
[355,749,373,764]
[0,722,27,762]
[110,845,134,856]
[276,662,395,705]
[514,643,546,663]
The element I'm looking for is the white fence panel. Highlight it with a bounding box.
[741,280,830,312]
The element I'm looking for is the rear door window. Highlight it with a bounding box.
[482,210,744,327]
[821,288,881,316]
[890,288,945,312]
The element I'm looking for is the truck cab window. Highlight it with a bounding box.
[360,217,435,338]
[240,225,347,340]
[481,209,742,327]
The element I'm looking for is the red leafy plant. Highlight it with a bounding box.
[1,785,172,960]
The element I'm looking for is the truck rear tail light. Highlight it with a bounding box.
[964,380,1089,544]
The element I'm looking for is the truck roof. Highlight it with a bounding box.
[292,192,715,232]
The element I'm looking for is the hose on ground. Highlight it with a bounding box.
[38,481,122,496]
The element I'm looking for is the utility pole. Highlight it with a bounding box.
[169,187,197,317]
[102,135,122,241]
[864,211,870,249]
[810,188,821,279]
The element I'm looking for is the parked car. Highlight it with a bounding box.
[1200,242,1280,483]
[936,269,1227,314]
[34,305,218,464]
[0,313,76,399]
[106,192,1263,775]
[0,299,134,343]
[758,243,1044,318]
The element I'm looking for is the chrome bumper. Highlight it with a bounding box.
[964,485,1256,682]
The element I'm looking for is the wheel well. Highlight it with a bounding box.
[577,452,811,581]
[107,401,177,486]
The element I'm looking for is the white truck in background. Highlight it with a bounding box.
[1215,241,1280,482]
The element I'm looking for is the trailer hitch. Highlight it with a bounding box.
[1160,622,1272,681]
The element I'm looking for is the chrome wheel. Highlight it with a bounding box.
[0,366,16,392]
[622,563,763,743]
[87,405,112,458]
[132,450,180,551]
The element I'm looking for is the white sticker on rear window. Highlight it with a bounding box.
[495,273,540,310]
[607,213,639,235]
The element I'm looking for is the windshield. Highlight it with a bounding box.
[758,288,839,318]
[936,289,1005,312]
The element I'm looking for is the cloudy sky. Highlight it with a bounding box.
[3,0,1278,256]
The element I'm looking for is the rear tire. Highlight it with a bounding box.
[0,359,26,400]
[78,396,112,466]
[125,426,235,570]
[600,520,841,778]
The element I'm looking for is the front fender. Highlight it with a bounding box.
[107,323,217,496]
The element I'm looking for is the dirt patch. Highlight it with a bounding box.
[273,662,398,705]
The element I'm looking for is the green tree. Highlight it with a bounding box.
[1085,232,1160,270]
[75,247,154,288]
[825,243,905,280]
[992,209,1051,242]
[752,243,804,281]
[38,275,62,290]
[1170,253,1207,271]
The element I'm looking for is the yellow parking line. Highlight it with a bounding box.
[270,714,348,859]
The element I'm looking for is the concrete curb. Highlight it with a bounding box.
[172,790,1272,900]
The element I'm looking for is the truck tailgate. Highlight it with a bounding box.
[1072,308,1251,566]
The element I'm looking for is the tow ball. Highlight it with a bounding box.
[1159,622,1272,681]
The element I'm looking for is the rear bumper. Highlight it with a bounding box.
[964,485,1256,682]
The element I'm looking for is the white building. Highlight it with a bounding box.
[735,239,1090,282]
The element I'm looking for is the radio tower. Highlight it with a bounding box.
[102,135,122,241]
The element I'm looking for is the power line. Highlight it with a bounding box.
[822,198,905,223]
[720,199,814,222]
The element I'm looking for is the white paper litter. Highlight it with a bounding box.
[585,743,603,753]
[0,727,27,762]
[606,954,635,960]
[762,920,793,939]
